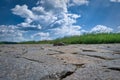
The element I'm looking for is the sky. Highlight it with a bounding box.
[0,0,120,42]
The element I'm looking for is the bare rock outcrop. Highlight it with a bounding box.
[0,44,120,80]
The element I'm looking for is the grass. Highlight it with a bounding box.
[19,40,53,44]
[53,33,120,44]
[0,33,120,44]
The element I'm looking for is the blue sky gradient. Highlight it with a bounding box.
[0,0,120,42]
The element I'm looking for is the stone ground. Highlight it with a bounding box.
[0,44,120,80]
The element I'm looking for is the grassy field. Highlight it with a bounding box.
[0,33,120,44]
[19,33,120,44]
[53,33,120,44]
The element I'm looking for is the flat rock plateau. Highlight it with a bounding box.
[0,44,120,80]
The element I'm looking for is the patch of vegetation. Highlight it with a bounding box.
[53,33,120,44]
[1,33,120,44]
[18,40,53,44]
[0,42,17,44]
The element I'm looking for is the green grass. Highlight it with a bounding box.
[53,33,120,44]
[1,33,120,44]
[18,40,53,44]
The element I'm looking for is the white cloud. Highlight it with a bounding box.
[1,0,119,42]
[11,0,81,29]
[68,0,89,7]
[34,32,49,37]
[31,32,51,40]
[68,14,81,19]
[90,25,113,33]
[51,25,82,38]
[110,0,120,2]
[3,0,90,41]
[18,22,42,30]
[10,0,82,40]
[72,0,89,5]
[11,5,35,19]
[36,0,68,12]
[0,25,24,42]
[81,29,88,34]
[32,6,46,15]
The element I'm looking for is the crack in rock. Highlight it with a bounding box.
[60,64,85,80]
[39,63,84,80]
[52,50,65,54]
[71,52,78,54]
[86,55,113,60]
[107,67,120,72]
[22,57,44,63]
[60,71,74,80]
[48,49,65,54]
[82,49,96,52]
[113,51,120,54]
[80,54,114,60]
[40,70,75,80]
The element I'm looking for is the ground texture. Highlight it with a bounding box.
[0,44,120,80]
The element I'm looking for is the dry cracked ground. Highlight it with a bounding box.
[0,44,120,80]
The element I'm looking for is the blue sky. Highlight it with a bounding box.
[0,0,120,42]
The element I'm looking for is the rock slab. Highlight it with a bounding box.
[0,44,120,80]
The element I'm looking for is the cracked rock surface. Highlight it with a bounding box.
[0,44,120,80]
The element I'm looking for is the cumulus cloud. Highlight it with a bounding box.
[68,0,89,7]
[73,0,89,5]
[1,0,119,42]
[11,5,35,19]
[18,22,42,30]
[31,32,51,40]
[36,0,68,12]
[50,12,81,38]
[110,0,120,2]
[1,0,91,42]
[10,0,83,40]
[0,25,24,42]
[51,25,81,38]
[90,25,113,33]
